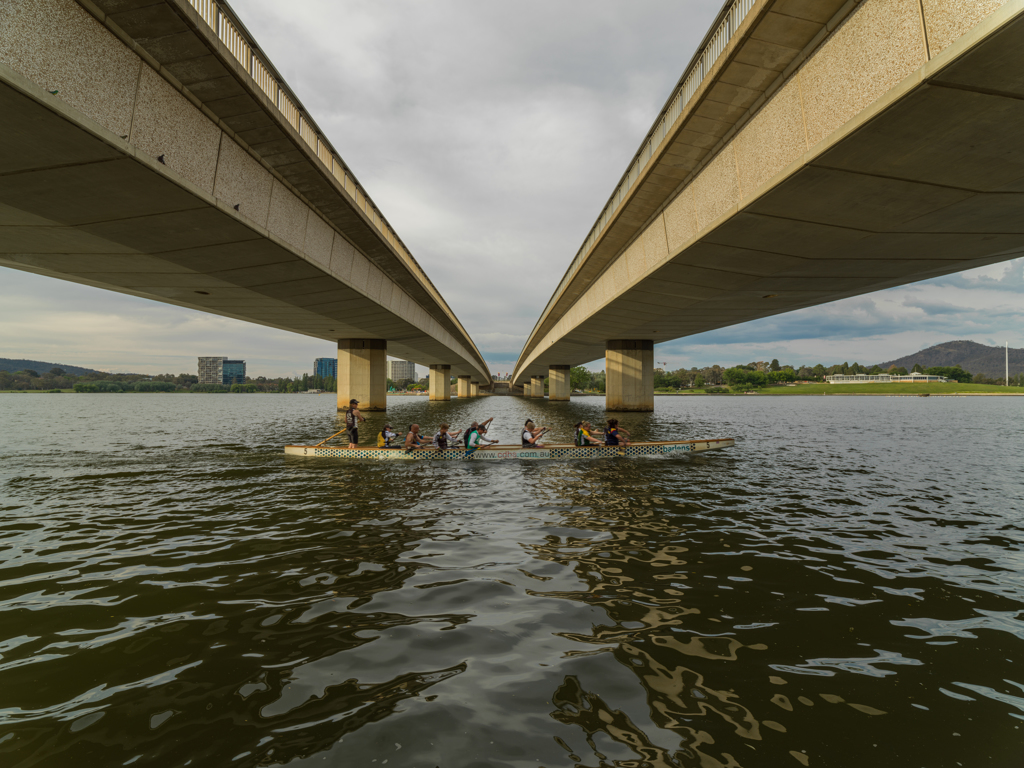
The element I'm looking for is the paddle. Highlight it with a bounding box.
[313,428,347,447]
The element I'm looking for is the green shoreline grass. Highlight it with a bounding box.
[654,382,1024,395]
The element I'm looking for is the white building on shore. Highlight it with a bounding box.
[825,372,949,384]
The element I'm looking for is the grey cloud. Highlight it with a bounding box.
[239,0,723,363]
[6,2,1023,377]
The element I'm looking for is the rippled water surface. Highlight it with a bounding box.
[1,392,1023,767]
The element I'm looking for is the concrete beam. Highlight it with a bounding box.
[514,0,1024,384]
[0,0,491,383]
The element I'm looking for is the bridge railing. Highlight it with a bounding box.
[529,0,757,344]
[183,0,473,353]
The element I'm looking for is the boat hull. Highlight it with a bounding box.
[283,438,734,461]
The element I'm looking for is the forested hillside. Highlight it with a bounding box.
[0,358,102,376]
[876,341,1022,379]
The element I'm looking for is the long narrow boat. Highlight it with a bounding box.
[284,438,734,461]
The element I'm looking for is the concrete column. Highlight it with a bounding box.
[522,382,530,397]
[457,375,472,398]
[549,365,570,401]
[531,375,545,398]
[470,382,479,397]
[338,339,387,412]
[606,340,654,412]
[429,364,451,401]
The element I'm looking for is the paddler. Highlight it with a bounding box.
[404,424,427,452]
[432,423,461,449]
[462,417,493,448]
[604,418,631,447]
[522,419,548,448]
[574,421,602,446]
[377,423,402,448]
[465,425,499,458]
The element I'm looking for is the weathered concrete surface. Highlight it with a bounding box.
[515,0,1024,382]
[338,339,386,413]
[428,364,451,401]
[457,376,472,398]
[606,341,654,412]
[0,0,489,383]
[548,365,570,401]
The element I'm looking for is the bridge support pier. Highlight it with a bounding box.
[606,340,653,412]
[522,382,530,397]
[548,365,570,401]
[470,382,480,397]
[457,376,472,398]
[429,365,451,401]
[338,339,387,412]
[531,376,545,398]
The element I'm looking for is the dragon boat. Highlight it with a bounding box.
[284,438,734,461]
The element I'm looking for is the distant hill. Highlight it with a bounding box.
[0,358,103,376]
[876,340,1023,378]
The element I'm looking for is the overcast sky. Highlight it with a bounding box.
[2,1,1022,377]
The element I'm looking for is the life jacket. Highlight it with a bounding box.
[345,409,357,430]
[575,428,586,446]
[605,427,619,446]
[377,430,388,448]
[433,431,448,449]
[463,427,477,448]
[522,429,533,447]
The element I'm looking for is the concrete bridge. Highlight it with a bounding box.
[0,0,490,410]
[513,0,1024,410]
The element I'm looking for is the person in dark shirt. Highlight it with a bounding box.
[345,399,365,449]
[432,423,461,449]
[604,418,631,446]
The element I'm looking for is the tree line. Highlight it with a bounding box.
[0,367,344,393]
[554,358,1019,394]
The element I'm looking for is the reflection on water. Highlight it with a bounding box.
[0,393,1022,767]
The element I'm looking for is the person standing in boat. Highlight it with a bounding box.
[432,423,461,450]
[604,418,631,447]
[522,420,548,447]
[345,399,365,449]
[404,424,427,452]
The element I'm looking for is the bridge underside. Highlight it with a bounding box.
[515,4,1024,380]
[0,73,481,377]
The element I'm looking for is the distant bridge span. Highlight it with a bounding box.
[0,0,490,408]
[514,0,1024,409]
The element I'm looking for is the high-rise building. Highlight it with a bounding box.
[223,360,246,385]
[198,357,246,386]
[314,357,337,379]
[388,359,416,382]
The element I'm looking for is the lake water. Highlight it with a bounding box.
[1,393,1022,767]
